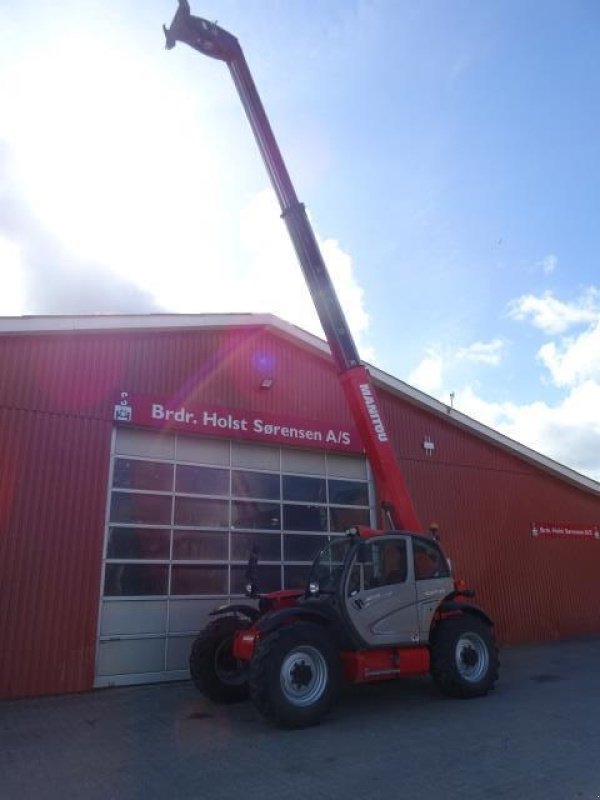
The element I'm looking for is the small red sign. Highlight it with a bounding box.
[113,391,362,453]
[531,522,600,539]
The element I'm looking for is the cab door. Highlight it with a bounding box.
[344,537,419,647]
[413,536,455,641]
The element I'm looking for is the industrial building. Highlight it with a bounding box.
[1,313,598,699]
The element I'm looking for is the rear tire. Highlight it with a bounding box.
[189,616,250,703]
[249,622,342,728]
[430,615,499,698]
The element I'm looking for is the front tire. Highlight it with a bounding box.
[430,615,499,698]
[189,616,250,703]
[249,622,342,728]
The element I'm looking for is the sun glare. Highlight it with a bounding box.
[3,29,230,307]
[1,16,372,346]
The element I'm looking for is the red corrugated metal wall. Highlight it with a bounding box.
[0,325,355,698]
[0,323,599,698]
[377,391,600,644]
[0,407,111,697]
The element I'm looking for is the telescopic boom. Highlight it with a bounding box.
[164,1,421,532]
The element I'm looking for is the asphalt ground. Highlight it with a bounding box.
[1,637,600,800]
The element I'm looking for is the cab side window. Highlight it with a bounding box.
[359,540,408,590]
[381,541,407,585]
[413,539,449,580]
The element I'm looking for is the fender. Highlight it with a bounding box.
[257,602,356,649]
[209,603,260,623]
[436,601,494,627]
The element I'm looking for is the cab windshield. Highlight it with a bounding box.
[307,536,356,593]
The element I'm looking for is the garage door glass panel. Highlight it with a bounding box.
[282,475,326,502]
[113,459,174,491]
[171,565,228,595]
[107,527,170,560]
[231,564,281,594]
[329,506,370,532]
[175,465,229,495]
[328,479,369,506]
[110,492,172,525]
[166,636,197,671]
[176,436,229,465]
[283,504,328,532]
[174,497,229,527]
[284,564,311,590]
[173,531,228,560]
[104,564,169,596]
[231,470,280,500]
[232,441,279,469]
[231,531,282,561]
[327,453,367,479]
[283,533,329,561]
[97,638,167,676]
[100,601,167,636]
[231,500,280,529]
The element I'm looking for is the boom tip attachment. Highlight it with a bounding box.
[163,0,191,50]
[163,2,240,62]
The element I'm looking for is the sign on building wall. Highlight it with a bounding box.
[531,522,600,539]
[114,391,362,453]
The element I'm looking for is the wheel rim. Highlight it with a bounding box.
[280,646,328,707]
[214,637,247,686]
[455,632,489,682]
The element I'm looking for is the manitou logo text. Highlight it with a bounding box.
[359,384,388,442]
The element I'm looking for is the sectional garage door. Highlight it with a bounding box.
[95,428,374,687]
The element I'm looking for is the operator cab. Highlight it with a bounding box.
[307,531,451,596]
[306,531,453,647]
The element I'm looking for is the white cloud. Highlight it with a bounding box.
[407,290,600,481]
[538,253,558,275]
[451,284,600,480]
[537,321,600,387]
[1,31,234,309]
[0,32,373,355]
[455,382,600,482]
[236,189,372,355]
[407,349,444,394]
[506,287,600,389]
[408,337,504,396]
[508,288,599,334]
[456,338,505,366]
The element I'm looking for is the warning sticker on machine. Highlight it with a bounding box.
[531,522,600,539]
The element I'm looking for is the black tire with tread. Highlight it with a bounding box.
[189,616,250,703]
[249,622,342,728]
[430,614,499,698]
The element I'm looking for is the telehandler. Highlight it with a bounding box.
[164,2,499,728]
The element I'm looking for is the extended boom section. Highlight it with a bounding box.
[164,1,421,532]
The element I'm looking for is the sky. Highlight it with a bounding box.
[1,0,599,482]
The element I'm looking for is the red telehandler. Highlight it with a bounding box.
[164,1,499,728]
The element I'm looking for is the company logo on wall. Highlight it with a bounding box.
[114,392,133,422]
[113,391,361,453]
[531,521,600,539]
